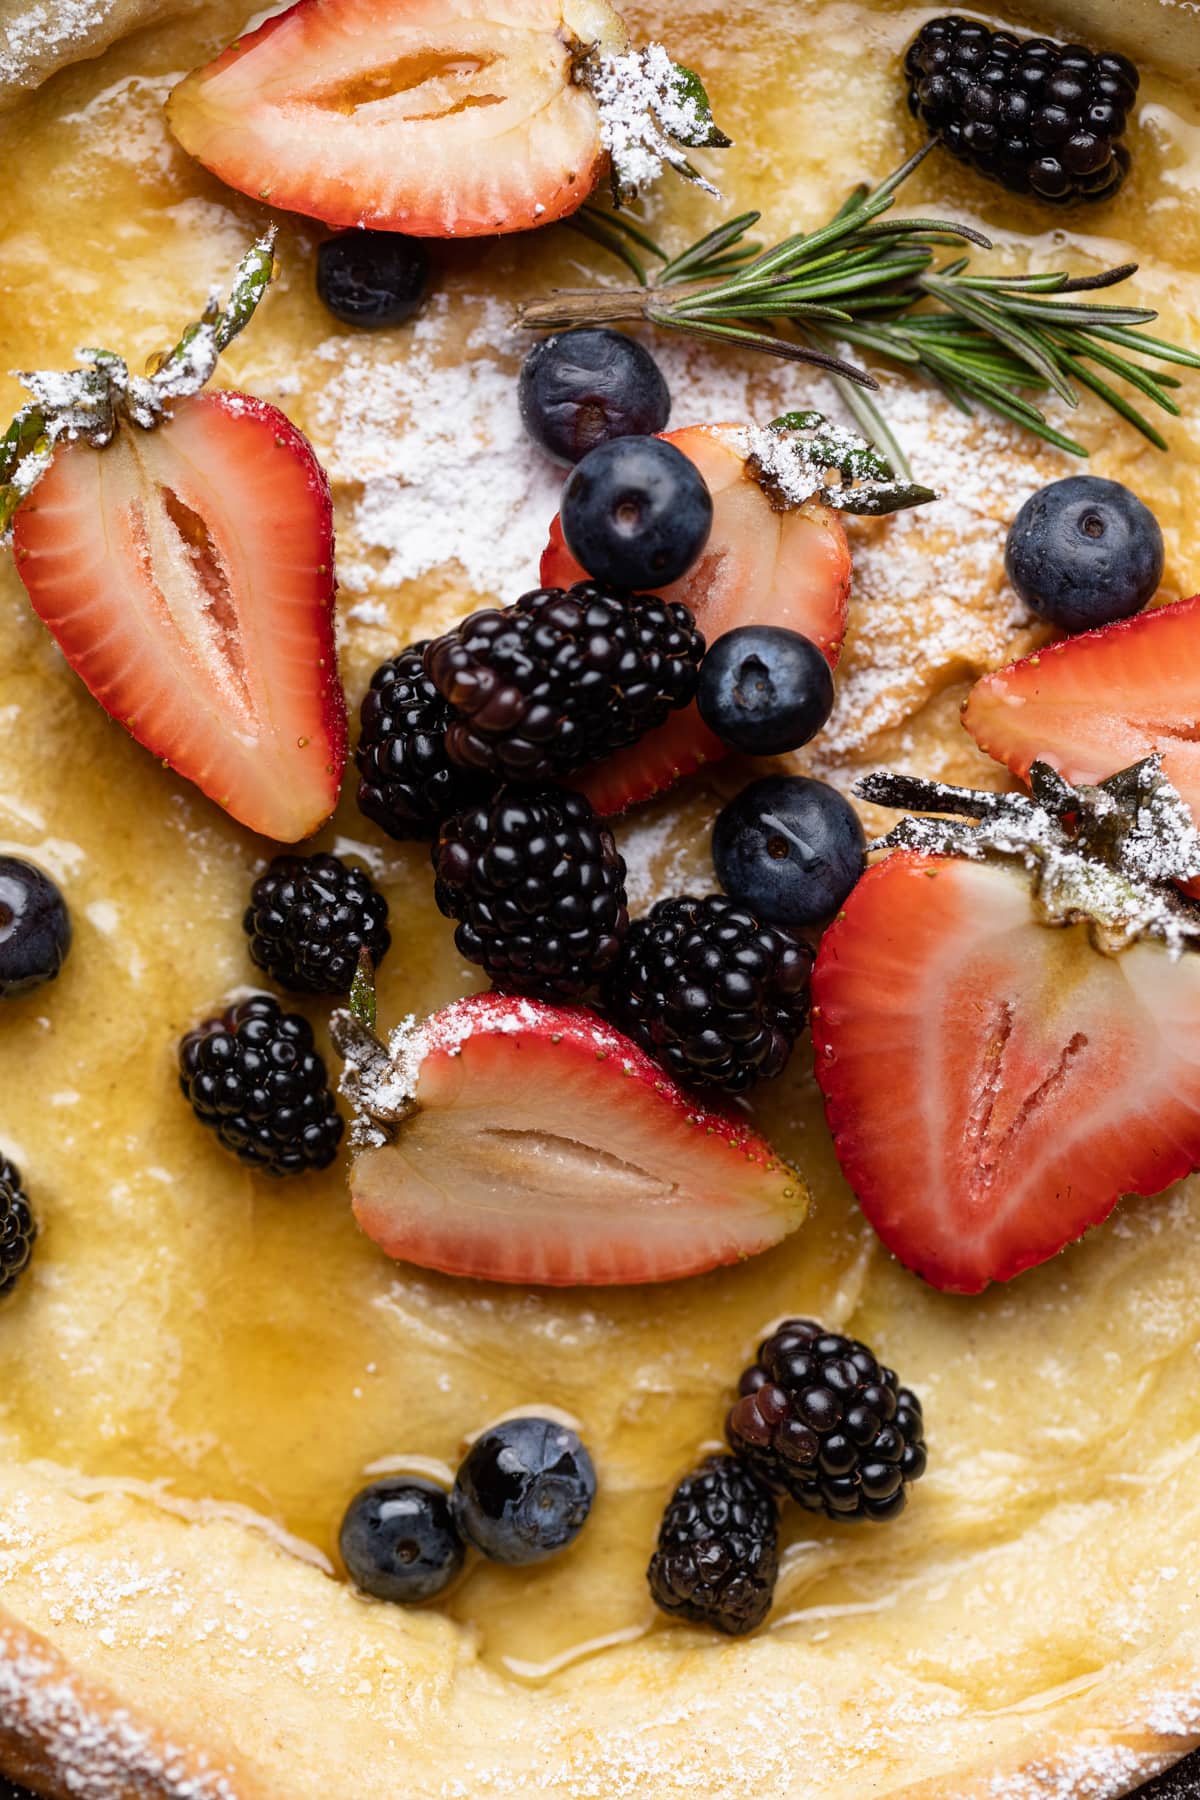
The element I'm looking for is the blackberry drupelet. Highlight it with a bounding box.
[179,995,344,1177]
[602,895,811,1094]
[648,1454,779,1635]
[0,1157,36,1298]
[245,853,391,996]
[425,582,704,784]
[355,643,491,841]
[433,788,628,999]
[906,16,1137,202]
[726,1319,927,1522]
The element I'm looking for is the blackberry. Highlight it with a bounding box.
[726,1319,927,1522]
[245,853,390,996]
[425,582,704,784]
[433,788,628,999]
[179,995,344,1177]
[602,895,811,1094]
[906,17,1137,202]
[648,1455,779,1636]
[355,644,490,842]
[0,1157,36,1298]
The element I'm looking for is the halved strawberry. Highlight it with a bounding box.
[962,594,1200,820]
[12,391,345,842]
[167,0,627,237]
[812,778,1200,1294]
[342,992,808,1285]
[540,424,851,814]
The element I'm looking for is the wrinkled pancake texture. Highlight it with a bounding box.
[3,0,1200,1796]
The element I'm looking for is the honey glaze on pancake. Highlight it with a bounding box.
[2,0,1200,1794]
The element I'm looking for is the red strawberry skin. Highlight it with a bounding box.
[811,850,1200,1293]
[167,0,625,236]
[350,993,808,1285]
[962,595,1200,816]
[12,391,345,843]
[541,425,851,814]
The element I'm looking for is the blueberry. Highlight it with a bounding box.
[519,330,671,466]
[0,858,71,999]
[452,1416,596,1565]
[697,627,835,756]
[316,231,429,328]
[713,776,866,928]
[1005,476,1164,634]
[559,436,713,590]
[339,1478,464,1603]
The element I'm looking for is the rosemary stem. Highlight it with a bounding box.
[515,287,654,330]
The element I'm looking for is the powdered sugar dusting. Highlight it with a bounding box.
[811,378,1073,767]
[307,297,562,605]
[0,1626,243,1798]
[0,0,112,90]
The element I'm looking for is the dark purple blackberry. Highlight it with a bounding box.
[648,1455,779,1636]
[0,1157,36,1298]
[433,788,628,999]
[906,17,1137,202]
[424,582,704,784]
[726,1319,927,1522]
[355,643,491,842]
[179,995,343,1177]
[245,853,390,996]
[602,895,811,1095]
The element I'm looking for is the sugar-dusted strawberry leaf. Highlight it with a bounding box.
[0,235,278,530]
[580,41,731,204]
[858,754,1200,955]
[748,413,937,516]
[662,62,732,150]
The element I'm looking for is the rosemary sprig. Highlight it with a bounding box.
[516,147,1200,466]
